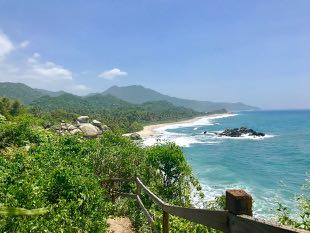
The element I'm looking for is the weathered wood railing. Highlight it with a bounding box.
[103,177,309,233]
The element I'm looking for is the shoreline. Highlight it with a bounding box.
[136,113,229,137]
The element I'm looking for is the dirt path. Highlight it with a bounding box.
[107,217,134,233]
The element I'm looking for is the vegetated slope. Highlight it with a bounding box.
[0,82,44,104]
[0,82,64,103]
[0,82,258,112]
[30,93,205,132]
[102,85,259,112]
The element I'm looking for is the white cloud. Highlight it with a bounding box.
[0,31,91,94]
[27,53,73,80]
[0,32,15,60]
[98,68,127,80]
[19,40,30,48]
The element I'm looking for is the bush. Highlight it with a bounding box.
[0,133,111,232]
[276,178,310,230]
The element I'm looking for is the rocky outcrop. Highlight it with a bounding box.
[77,116,89,123]
[92,120,102,129]
[217,127,265,137]
[53,116,109,137]
[130,132,142,140]
[79,123,102,138]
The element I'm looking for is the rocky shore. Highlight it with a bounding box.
[51,115,109,138]
[215,127,265,137]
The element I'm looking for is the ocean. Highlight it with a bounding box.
[143,110,310,218]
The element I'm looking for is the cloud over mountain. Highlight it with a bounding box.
[0,31,90,94]
[98,68,127,80]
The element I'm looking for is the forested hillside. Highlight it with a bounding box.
[0,97,308,232]
[0,82,66,103]
[0,82,258,112]
[101,85,259,112]
[30,93,204,133]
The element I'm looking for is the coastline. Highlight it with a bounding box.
[136,113,229,137]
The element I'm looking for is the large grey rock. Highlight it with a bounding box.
[70,128,82,135]
[92,120,102,129]
[130,133,142,140]
[67,124,77,131]
[79,123,100,137]
[77,116,89,123]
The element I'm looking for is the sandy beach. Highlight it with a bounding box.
[136,114,227,137]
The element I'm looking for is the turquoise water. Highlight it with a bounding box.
[144,110,310,218]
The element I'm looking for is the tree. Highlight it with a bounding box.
[10,100,22,116]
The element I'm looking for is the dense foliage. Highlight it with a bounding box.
[0,97,25,119]
[276,178,310,230]
[0,96,308,232]
[0,82,257,111]
[0,107,209,232]
[102,85,258,111]
[30,94,204,133]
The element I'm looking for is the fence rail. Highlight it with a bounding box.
[104,177,308,233]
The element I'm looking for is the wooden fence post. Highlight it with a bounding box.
[111,180,115,203]
[163,211,169,233]
[225,189,252,216]
[136,178,141,197]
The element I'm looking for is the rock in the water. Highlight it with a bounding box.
[79,123,101,137]
[77,116,89,123]
[217,127,265,137]
[130,133,142,140]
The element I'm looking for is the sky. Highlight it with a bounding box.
[0,0,309,109]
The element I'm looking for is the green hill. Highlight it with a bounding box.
[30,93,204,132]
[0,82,45,104]
[0,82,258,112]
[101,85,259,112]
[0,82,64,103]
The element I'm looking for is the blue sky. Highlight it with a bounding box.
[0,0,309,109]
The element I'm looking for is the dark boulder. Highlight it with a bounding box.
[130,133,142,140]
[217,127,265,137]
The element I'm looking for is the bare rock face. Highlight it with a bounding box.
[77,116,89,123]
[79,123,101,138]
[130,132,142,140]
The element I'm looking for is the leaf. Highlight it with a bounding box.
[0,206,49,216]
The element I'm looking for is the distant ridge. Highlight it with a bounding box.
[0,82,65,103]
[101,85,258,112]
[0,82,258,112]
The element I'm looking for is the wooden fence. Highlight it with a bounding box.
[104,177,308,233]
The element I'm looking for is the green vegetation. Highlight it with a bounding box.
[0,103,209,232]
[30,94,204,133]
[275,178,310,230]
[0,82,64,104]
[102,85,258,112]
[0,97,25,119]
[0,96,308,232]
[0,82,258,112]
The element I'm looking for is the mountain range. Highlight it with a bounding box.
[0,82,258,112]
[100,85,258,112]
